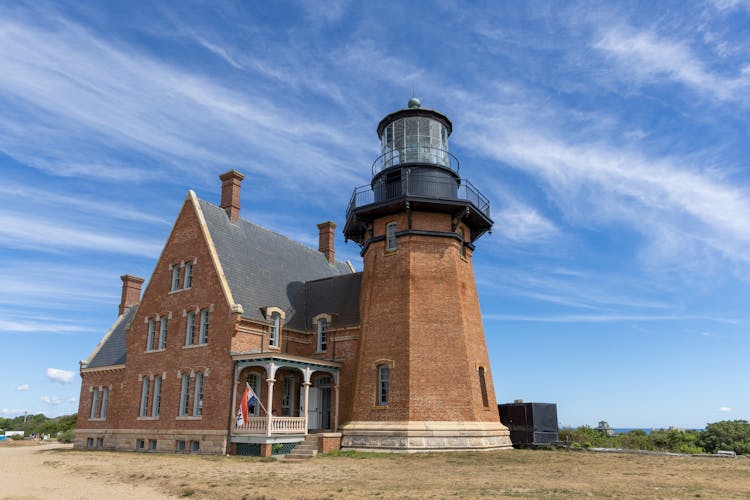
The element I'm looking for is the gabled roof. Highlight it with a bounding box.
[197,199,354,326]
[293,273,362,330]
[85,304,137,369]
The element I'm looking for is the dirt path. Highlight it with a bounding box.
[0,443,175,500]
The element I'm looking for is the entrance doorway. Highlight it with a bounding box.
[303,376,332,430]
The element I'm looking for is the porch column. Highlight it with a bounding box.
[265,377,275,437]
[303,367,312,436]
[230,377,239,430]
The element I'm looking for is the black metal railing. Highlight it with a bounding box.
[347,172,490,220]
[372,147,460,176]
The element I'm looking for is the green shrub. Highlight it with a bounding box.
[57,429,75,443]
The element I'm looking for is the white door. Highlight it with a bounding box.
[305,387,322,430]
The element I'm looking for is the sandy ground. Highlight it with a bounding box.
[1,441,749,499]
[0,442,174,500]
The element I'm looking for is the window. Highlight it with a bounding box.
[152,375,162,417]
[136,439,145,450]
[386,222,397,251]
[179,373,190,416]
[281,377,295,416]
[171,265,180,291]
[247,373,260,416]
[269,312,280,348]
[459,228,466,258]
[146,318,156,351]
[158,317,168,350]
[190,441,200,453]
[184,261,193,288]
[90,387,99,419]
[86,437,94,449]
[185,310,195,346]
[100,387,109,419]
[193,372,204,416]
[96,437,104,449]
[139,377,150,417]
[478,367,489,408]
[198,309,209,344]
[149,439,157,451]
[317,318,327,352]
[377,365,389,406]
[176,440,186,453]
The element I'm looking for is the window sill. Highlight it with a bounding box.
[88,418,107,422]
[168,288,190,295]
[176,416,203,421]
[266,345,281,351]
[144,348,166,354]
[136,416,160,421]
[384,249,398,255]
[372,405,388,410]
[316,350,328,354]
[183,343,208,349]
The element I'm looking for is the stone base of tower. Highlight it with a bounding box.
[339,421,512,452]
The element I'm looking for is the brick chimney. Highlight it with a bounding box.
[219,170,245,221]
[119,274,145,315]
[317,221,336,264]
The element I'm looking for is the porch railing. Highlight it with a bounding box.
[233,416,306,434]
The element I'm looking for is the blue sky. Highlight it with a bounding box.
[1,0,749,429]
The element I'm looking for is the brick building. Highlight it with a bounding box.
[75,99,512,455]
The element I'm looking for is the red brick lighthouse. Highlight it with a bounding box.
[341,99,512,451]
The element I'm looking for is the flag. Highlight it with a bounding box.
[247,385,258,414]
[235,406,244,427]
[240,384,249,424]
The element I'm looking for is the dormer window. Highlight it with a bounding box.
[269,312,280,348]
[317,318,328,352]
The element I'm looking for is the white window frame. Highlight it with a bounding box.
[317,318,328,352]
[158,317,168,350]
[179,373,190,417]
[269,312,280,348]
[193,372,204,417]
[185,310,195,346]
[152,375,162,417]
[386,222,397,251]
[171,265,180,291]
[184,261,193,289]
[100,386,109,419]
[139,377,150,417]
[90,387,99,419]
[146,318,156,351]
[198,309,209,344]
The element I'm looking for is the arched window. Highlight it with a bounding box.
[386,222,397,252]
[317,318,328,352]
[377,365,390,406]
[478,367,489,408]
[269,312,280,347]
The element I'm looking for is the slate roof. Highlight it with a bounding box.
[297,273,362,330]
[86,304,137,368]
[198,199,358,330]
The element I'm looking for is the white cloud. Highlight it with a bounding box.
[594,27,750,104]
[41,396,77,405]
[719,406,732,412]
[46,368,75,384]
[16,384,30,391]
[0,408,26,416]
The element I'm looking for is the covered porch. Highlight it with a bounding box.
[229,352,341,451]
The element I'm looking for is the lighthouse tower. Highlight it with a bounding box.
[341,99,512,451]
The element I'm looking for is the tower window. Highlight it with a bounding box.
[377,365,389,406]
[317,318,328,352]
[478,367,489,408]
[386,222,397,252]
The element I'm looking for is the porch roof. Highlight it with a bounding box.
[230,351,342,371]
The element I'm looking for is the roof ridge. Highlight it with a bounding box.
[197,197,351,271]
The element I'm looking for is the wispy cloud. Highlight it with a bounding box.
[46,368,75,384]
[484,313,735,323]
[0,210,163,257]
[594,27,750,104]
[16,384,30,391]
[41,395,77,405]
[718,406,732,412]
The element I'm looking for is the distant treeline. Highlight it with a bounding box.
[1,413,77,442]
[560,420,750,455]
